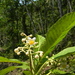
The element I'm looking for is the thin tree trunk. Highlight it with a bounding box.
[39,12,43,34]
[67,0,72,12]
[25,1,37,34]
[22,1,28,34]
[57,0,63,17]
[51,0,55,24]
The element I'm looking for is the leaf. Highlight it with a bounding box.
[0,62,29,75]
[51,47,75,59]
[36,47,75,75]
[40,12,75,59]
[36,34,46,51]
[0,56,23,64]
[23,71,31,75]
[18,62,30,69]
[36,12,75,75]
[51,69,66,74]
[0,66,19,75]
[35,35,46,65]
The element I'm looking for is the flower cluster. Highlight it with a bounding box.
[14,32,44,58]
[35,51,43,58]
[46,56,55,66]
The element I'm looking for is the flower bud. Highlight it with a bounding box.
[17,52,20,55]
[26,51,29,55]
[18,47,22,50]
[22,38,26,42]
[29,34,33,37]
[46,56,49,59]
[20,32,26,36]
[14,48,19,53]
[35,54,39,58]
[40,53,43,57]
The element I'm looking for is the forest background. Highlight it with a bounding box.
[0,0,75,61]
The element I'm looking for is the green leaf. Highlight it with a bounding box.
[23,71,31,75]
[0,66,19,75]
[36,12,75,75]
[0,56,23,64]
[0,62,29,75]
[18,62,30,69]
[40,12,75,59]
[36,34,46,51]
[51,69,66,74]
[51,47,75,59]
[35,35,46,65]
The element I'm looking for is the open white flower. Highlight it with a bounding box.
[26,37,36,45]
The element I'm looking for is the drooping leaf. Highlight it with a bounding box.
[51,69,66,74]
[36,47,75,75]
[51,47,75,59]
[0,65,29,75]
[0,56,23,64]
[0,61,29,75]
[51,69,75,75]
[0,66,19,75]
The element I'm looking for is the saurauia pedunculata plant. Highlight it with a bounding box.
[0,12,75,75]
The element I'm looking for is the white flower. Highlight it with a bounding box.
[22,38,26,42]
[35,54,39,58]
[26,37,36,45]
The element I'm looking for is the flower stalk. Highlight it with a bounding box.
[29,50,35,75]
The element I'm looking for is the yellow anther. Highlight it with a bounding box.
[29,40,35,45]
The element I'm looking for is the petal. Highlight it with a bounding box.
[27,37,31,40]
[33,37,36,40]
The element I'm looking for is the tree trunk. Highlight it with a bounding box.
[22,1,28,34]
[57,0,63,17]
[67,0,72,12]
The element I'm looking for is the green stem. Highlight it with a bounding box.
[29,50,35,75]
[35,61,46,75]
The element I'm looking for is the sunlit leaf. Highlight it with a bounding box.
[51,47,75,59]
[0,66,19,75]
[0,56,23,64]
[36,12,75,75]
[40,12,75,60]
[51,69,66,74]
